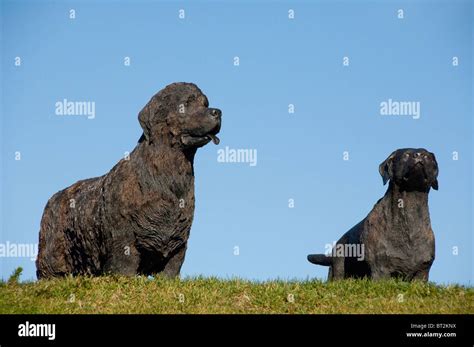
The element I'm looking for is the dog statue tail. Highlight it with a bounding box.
[307,254,332,266]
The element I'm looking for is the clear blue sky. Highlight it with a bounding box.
[1,0,472,284]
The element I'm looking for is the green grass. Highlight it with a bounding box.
[1,269,472,314]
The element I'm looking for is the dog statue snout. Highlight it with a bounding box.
[209,108,222,119]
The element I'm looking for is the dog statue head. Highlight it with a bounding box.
[379,148,439,192]
[138,82,222,149]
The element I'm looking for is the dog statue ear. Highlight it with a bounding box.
[379,152,396,185]
[430,153,439,190]
[138,106,152,143]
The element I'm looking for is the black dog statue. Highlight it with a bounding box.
[308,148,439,281]
[37,83,222,278]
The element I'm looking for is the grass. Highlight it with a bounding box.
[1,268,472,314]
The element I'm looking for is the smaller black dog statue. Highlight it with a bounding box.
[308,148,439,281]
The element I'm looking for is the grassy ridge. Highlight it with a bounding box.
[1,274,472,314]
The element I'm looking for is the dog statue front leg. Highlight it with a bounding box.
[162,244,187,278]
[104,241,140,276]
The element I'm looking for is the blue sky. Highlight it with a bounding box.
[1,0,472,284]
